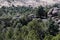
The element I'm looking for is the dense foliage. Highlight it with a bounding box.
[0,5,60,40]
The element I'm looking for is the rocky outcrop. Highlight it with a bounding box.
[48,7,60,26]
[48,7,60,17]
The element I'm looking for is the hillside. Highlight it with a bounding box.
[0,0,60,7]
[0,0,60,40]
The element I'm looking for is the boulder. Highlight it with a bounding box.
[48,7,60,17]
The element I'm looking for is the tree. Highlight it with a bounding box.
[24,30,40,40]
[36,6,46,19]
[44,34,53,40]
[48,21,59,36]
[5,27,14,40]
[52,33,60,40]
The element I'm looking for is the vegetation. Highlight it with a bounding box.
[0,5,60,40]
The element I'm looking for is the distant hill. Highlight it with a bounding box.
[0,0,60,7]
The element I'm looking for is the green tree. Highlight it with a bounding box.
[5,27,14,40]
[36,6,46,19]
[24,30,40,40]
[44,34,53,40]
[52,33,60,40]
